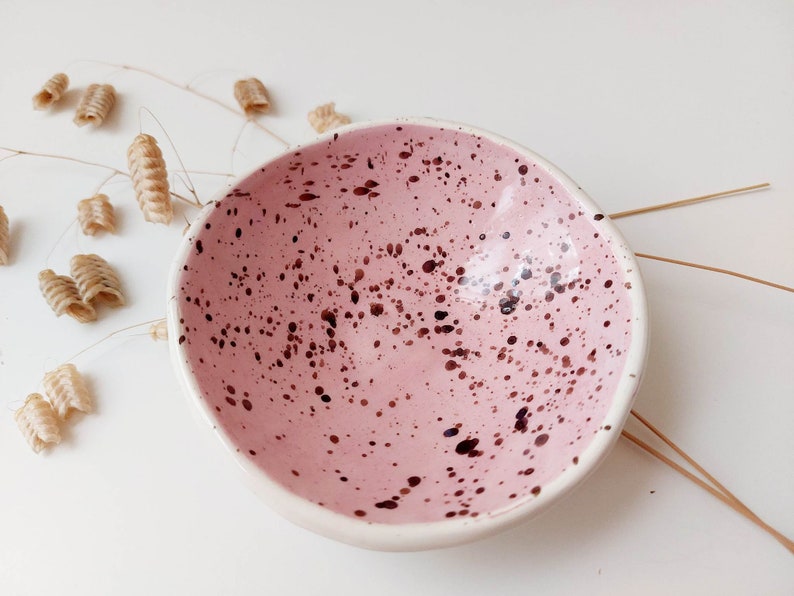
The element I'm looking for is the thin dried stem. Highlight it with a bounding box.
[229,119,251,180]
[622,417,794,555]
[45,217,78,267]
[181,168,235,177]
[92,171,120,196]
[1,146,125,176]
[169,191,197,207]
[76,61,290,147]
[1,146,222,210]
[635,253,794,293]
[629,412,794,554]
[66,317,166,363]
[621,430,733,504]
[185,68,245,89]
[0,146,233,178]
[630,411,748,512]
[609,183,771,219]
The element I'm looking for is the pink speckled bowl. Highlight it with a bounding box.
[167,118,648,551]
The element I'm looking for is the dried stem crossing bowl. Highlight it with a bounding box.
[167,118,648,551]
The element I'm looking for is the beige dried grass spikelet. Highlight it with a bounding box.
[234,78,271,116]
[127,134,173,224]
[15,393,61,453]
[70,253,125,307]
[43,363,93,419]
[150,320,168,341]
[0,205,8,265]
[74,83,116,127]
[308,102,351,133]
[33,73,70,110]
[77,194,116,235]
[38,269,97,323]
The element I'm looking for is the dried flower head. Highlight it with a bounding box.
[127,134,172,224]
[33,73,70,110]
[74,83,116,127]
[70,253,125,307]
[150,320,168,341]
[234,78,271,116]
[15,393,61,453]
[77,194,116,235]
[308,102,351,133]
[43,363,93,419]
[0,205,8,265]
[38,269,97,323]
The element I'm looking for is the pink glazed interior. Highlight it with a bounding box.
[173,122,642,527]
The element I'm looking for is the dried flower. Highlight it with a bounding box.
[0,205,9,265]
[70,253,125,307]
[308,102,351,133]
[33,73,70,110]
[43,363,93,419]
[74,83,116,127]
[15,394,61,453]
[234,78,271,116]
[150,320,168,341]
[127,134,172,224]
[77,194,116,235]
[38,269,97,323]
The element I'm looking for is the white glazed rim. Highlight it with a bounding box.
[167,117,649,551]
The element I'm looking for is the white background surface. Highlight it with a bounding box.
[1,1,792,594]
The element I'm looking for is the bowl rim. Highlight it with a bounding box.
[167,116,649,551]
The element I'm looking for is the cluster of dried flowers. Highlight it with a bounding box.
[39,254,124,323]
[33,73,117,127]
[16,69,353,453]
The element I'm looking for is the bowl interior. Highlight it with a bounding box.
[171,121,645,544]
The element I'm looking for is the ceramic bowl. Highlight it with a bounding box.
[167,118,648,551]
